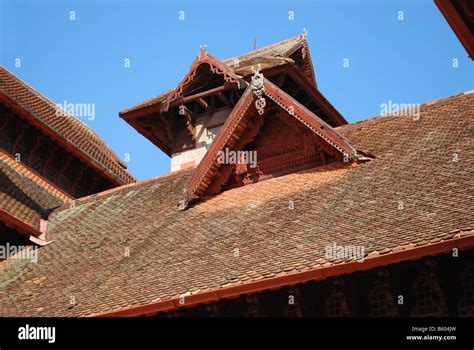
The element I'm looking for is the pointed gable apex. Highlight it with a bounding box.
[165,48,246,110]
[181,71,364,208]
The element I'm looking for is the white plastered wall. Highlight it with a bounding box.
[170,108,231,171]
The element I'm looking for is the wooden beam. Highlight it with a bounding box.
[216,92,232,108]
[181,106,196,140]
[210,94,216,111]
[56,154,72,184]
[204,303,220,317]
[276,73,287,88]
[70,165,87,195]
[203,113,264,197]
[10,121,26,156]
[0,209,42,238]
[234,89,242,99]
[378,269,399,317]
[288,286,304,317]
[120,64,289,120]
[0,114,9,132]
[160,113,174,142]
[0,92,128,186]
[27,132,42,164]
[246,295,260,317]
[288,66,347,126]
[435,0,474,59]
[331,278,351,316]
[41,145,55,176]
[87,175,99,195]
[171,83,235,108]
[196,97,214,114]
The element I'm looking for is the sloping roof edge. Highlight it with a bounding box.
[0,67,135,185]
[182,74,361,207]
[0,209,43,238]
[120,33,310,116]
[164,50,245,110]
[93,230,474,317]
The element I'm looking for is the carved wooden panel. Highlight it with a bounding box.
[0,103,116,198]
[410,260,449,317]
[458,261,474,316]
[221,109,338,190]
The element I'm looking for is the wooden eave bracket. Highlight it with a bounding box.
[29,235,54,247]
[0,209,54,246]
[29,218,54,246]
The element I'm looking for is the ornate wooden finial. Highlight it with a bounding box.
[302,28,308,39]
[199,45,208,60]
[250,65,266,115]
[250,64,262,76]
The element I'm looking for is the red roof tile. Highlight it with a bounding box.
[121,34,311,115]
[0,67,135,185]
[183,78,360,207]
[1,91,473,316]
[0,151,70,231]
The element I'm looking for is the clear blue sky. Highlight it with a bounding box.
[1,0,472,180]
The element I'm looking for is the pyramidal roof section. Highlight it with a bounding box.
[164,48,246,110]
[121,33,313,116]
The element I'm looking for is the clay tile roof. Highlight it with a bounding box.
[121,34,308,115]
[183,79,359,207]
[2,91,473,316]
[0,151,70,231]
[223,33,306,71]
[0,67,135,185]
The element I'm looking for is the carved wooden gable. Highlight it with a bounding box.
[181,71,364,208]
[166,49,244,110]
[220,109,342,192]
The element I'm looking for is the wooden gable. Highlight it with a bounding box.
[165,48,246,110]
[181,70,366,208]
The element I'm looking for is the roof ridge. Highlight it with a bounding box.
[0,150,72,203]
[223,33,305,64]
[56,168,193,212]
[120,88,174,115]
[337,90,474,133]
[121,34,306,115]
[0,66,127,169]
